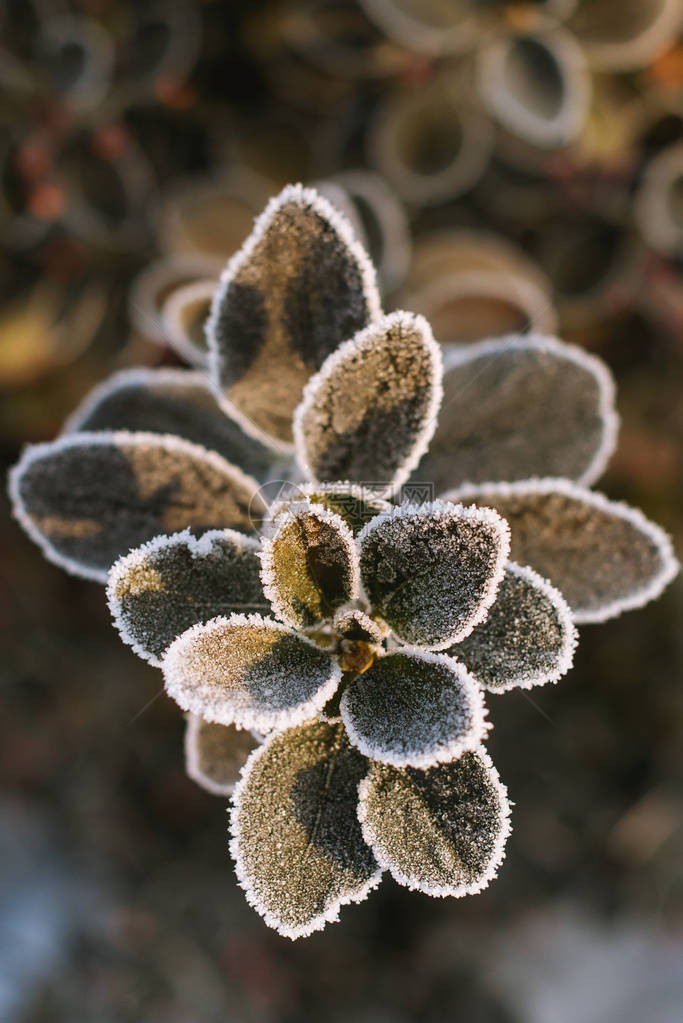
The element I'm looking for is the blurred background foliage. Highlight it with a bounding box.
[1,1,682,1020]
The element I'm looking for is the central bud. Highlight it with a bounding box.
[337,638,376,675]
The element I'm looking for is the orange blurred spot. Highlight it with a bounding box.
[154,74,195,109]
[92,124,129,161]
[504,4,540,32]
[29,183,65,220]
[648,44,683,87]
[401,56,436,87]
[15,142,52,181]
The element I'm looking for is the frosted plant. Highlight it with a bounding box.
[8,184,679,938]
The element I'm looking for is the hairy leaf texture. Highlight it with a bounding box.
[444,480,679,622]
[207,184,381,446]
[294,311,443,496]
[452,562,577,691]
[108,529,267,665]
[162,614,341,731]
[358,749,511,896]
[230,720,381,938]
[9,432,263,583]
[358,501,510,648]
[341,650,488,768]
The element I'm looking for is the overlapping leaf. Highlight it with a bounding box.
[185,714,260,796]
[268,482,389,536]
[452,563,577,691]
[64,367,278,482]
[358,501,510,648]
[107,529,267,666]
[294,311,443,496]
[207,184,381,446]
[230,720,381,939]
[340,651,488,768]
[358,749,511,897]
[9,432,263,583]
[444,480,679,622]
[162,614,341,731]
[419,336,618,493]
[260,504,360,629]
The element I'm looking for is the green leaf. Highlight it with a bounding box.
[341,650,488,768]
[358,501,510,649]
[358,749,511,897]
[162,614,341,732]
[419,336,618,493]
[9,432,264,583]
[452,562,577,692]
[64,367,279,482]
[184,714,260,796]
[107,529,267,666]
[294,311,443,496]
[230,720,381,938]
[444,480,679,623]
[207,184,381,446]
[260,504,360,629]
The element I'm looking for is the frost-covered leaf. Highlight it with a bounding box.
[184,714,260,796]
[444,480,679,623]
[268,482,390,536]
[294,311,442,496]
[358,501,510,649]
[230,719,381,939]
[9,432,264,583]
[333,607,386,646]
[452,563,577,692]
[107,529,267,666]
[260,505,360,630]
[207,184,381,446]
[358,748,511,897]
[63,367,279,483]
[162,614,341,731]
[340,650,488,769]
[419,336,618,493]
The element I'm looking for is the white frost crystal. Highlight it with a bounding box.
[294,310,443,496]
[444,479,679,623]
[358,748,511,897]
[9,182,679,942]
[340,649,489,768]
[162,613,341,732]
[358,501,510,649]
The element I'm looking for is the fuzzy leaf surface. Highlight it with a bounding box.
[64,368,277,482]
[444,481,679,623]
[207,184,380,445]
[358,749,511,897]
[185,714,259,796]
[452,562,577,691]
[358,501,510,649]
[269,483,389,536]
[230,720,381,939]
[108,529,267,666]
[294,311,442,496]
[341,650,488,768]
[162,614,341,731]
[10,432,262,583]
[260,505,360,629]
[420,336,618,493]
